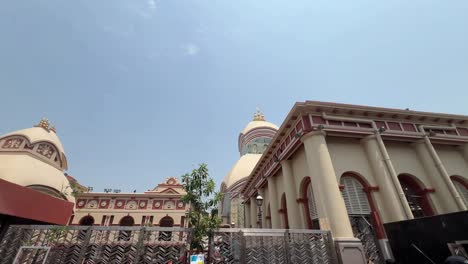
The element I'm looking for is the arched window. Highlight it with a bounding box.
[340,173,382,263]
[79,215,95,226]
[280,194,289,229]
[340,176,371,216]
[119,216,135,241]
[301,177,319,229]
[398,174,434,218]
[451,176,468,207]
[78,215,94,240]
[159,216,174,241]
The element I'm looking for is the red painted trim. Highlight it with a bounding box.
[302,115,312,131]
[339,184,345,191]
[0,179,74,225]
[300,177,313,229]
[422,188,435,194]
[363,186,380,193]
[451,175,468,189]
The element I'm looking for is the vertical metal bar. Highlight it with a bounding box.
[284,230,290,264]
[76,227,92,264]
[133,227,146,263]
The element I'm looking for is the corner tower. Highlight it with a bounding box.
[220,110,278,227]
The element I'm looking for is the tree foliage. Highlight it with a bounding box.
[181,163,223,252]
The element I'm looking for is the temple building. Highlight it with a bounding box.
[222,101,468,263]
[71,177,188,228]
[0,119,75,231]
[220,110,278,227]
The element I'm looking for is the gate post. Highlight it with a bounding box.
[239,230,246,264]
[283,230,290,264]
[76,227,92,263]
[134,227,146,263]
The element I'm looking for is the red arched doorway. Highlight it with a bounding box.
[300,177,319,229]
[159,216,174,227]
[280,194,289,229]
[398,174,434,218]
[119,216,135,241]
[159,216,174,241]
[79,215,95,226]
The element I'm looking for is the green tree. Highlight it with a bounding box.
[181,163,223,256]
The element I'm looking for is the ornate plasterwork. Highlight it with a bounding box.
[0,136,64,169]
[2,137,24,149]
[37,143,55,159]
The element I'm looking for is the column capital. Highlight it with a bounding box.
[410,139,426,146]
[301,130,326,142]
[360,134,377,143]
[280,159,292,167]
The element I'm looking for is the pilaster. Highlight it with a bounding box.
[413,139,466,212]
[361,135,406,222]
[301,131,354,238]
[267,176,281,229]
[250,197,257,228]
[280,160,301,229]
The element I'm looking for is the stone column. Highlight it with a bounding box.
[258,188,266,228]
[461,144,468,164]
[301,131,354,238]
[267,177,281,228]
[245,202,251,228]
[361,135,406,222]
[281,160,301,229]
[302,131,366,264]
[250,197,257,228]
[414,140,466,212]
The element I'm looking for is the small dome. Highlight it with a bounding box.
[240,109,278,135]
[222,153,262,189]
[241,120,279,135]
[0,120,74,202]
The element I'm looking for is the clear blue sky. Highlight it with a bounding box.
[1,0,467,192]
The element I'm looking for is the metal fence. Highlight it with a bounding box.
[0,225,191,264]
[211,229,337,264]
[0,225,337,264]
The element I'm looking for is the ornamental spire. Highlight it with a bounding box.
[253,107,265,121]
[36,118,50,130]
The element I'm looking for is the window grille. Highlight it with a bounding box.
[340,177,371,215]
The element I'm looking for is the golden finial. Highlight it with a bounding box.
[35,118,50,130]
[253,107,265,121]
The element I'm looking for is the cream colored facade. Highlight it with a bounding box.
[72,177,188,227]
[224,101,468,263]
[0,119,75,203]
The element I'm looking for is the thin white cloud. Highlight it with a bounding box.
[183,43,200,56]
[148,0,156,10]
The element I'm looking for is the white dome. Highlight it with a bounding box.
[0,124,74,202]
[222,154,262,189]
[241,120,278,135]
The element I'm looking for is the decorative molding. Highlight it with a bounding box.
[422,188,436,194]
[363,186,380,193]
